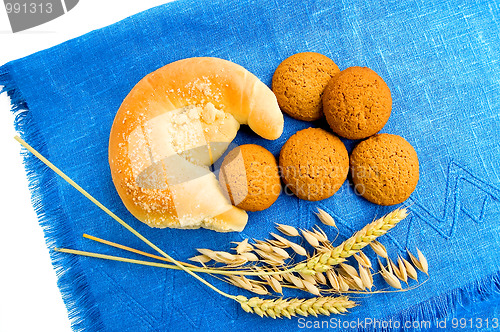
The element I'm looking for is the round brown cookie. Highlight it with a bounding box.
[350,134,419,205]
[272,52,340,121]
[279,127,349,201]
[323,66,392,139]
[219,144,281,212]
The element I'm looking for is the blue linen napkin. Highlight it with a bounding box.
[2,0,500,330]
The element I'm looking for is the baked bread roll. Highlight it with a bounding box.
[109,57,283,232]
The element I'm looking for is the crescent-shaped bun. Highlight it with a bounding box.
[109,57,283,232]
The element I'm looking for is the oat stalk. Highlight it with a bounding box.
[17,136,428,316]
[315,208,338,228]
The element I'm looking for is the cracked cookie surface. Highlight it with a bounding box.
[219,144,281,212]
[350,133,419,205]
[272,52,340,121]
[279,128,349,201]
[322,66,392,139]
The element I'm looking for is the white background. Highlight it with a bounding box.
[0,1,172,331]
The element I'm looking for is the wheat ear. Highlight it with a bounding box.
[297,208,408,273]
[236,295,357,318]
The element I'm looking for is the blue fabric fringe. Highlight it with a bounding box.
[3,63,500,329]
[382,272,500,331]
[0,64,105,332]
[3,58,500,330]
[2,0,500,329]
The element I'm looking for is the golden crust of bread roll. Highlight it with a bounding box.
[109,57,283,232]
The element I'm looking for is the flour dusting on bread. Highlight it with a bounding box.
[109,57,283,232]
